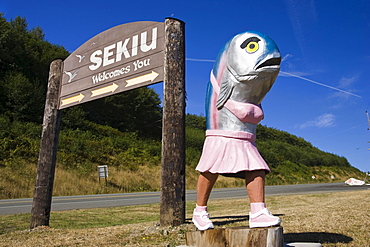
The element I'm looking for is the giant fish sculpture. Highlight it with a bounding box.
[196,31,281,178]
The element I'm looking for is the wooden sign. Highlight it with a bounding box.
[30,18,185,229]
[59,21,164,109]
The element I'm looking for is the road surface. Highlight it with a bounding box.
[0,183,368,215]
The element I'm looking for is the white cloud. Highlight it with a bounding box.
[338,76,358,88]
[284,0,318,57]
[279,70,310,77]
[328,75,361,108]
[282,54,293,62]
[279,71,362,98]
[186,58,215,62]
[297,113,336,129]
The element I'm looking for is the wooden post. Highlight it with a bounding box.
[160,17,186,226]
[186,226,284,247]
[30,59,62,229]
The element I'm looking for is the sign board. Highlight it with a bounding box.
[31,18,185,229]
[97,165,108,178]
[59,21,165,109]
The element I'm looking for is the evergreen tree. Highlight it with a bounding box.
[0,13,69,123]
[82,87,163,139]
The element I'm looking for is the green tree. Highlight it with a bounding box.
[82,87,163,139]
[0,13,69,123]
[2,72,45,122]
[186,114,206,130]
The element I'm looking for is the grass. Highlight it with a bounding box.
[1,160,363,199]
[0,190,369,246]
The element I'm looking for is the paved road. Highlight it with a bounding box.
[0,183,368,215]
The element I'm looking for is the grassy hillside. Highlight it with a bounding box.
[0,114,364,199]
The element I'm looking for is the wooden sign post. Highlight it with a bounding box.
[160,18,186,226]
[30,60,62,229]
[30,18,186,229]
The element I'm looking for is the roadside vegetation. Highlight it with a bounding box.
[0,114,363,199]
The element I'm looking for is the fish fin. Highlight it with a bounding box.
[216,79,234,109]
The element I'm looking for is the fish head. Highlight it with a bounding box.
[226,31,281,80]
[206,31,281,129]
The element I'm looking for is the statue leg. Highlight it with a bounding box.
[245,170,266,203]
[196,172,219,206]
[246,170,281,228]
[192,172,218,230]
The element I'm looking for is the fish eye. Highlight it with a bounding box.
[240,37,261,53]
[246,42,259,53]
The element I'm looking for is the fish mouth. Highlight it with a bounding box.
[255,57,281,70]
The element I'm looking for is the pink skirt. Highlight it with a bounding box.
[195,130,270,177]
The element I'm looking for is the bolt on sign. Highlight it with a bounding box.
[59,21,164,109]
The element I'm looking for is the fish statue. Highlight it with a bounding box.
[196,31,281,178]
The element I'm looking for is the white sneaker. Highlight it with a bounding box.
[192,209,214,231]
[249,208,281,228]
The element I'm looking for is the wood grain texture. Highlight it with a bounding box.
[160,17,186,227]
[186,226,284,247]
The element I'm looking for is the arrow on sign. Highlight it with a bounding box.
[61,93,85,106]
[125,71,159,87]
[91,83,119,97]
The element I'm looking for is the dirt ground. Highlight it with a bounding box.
[0,190,369,246]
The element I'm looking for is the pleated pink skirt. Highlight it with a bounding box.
[195,130,270,176]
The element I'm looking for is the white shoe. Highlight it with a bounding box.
[192,209,214,231]
[249,208,281,228]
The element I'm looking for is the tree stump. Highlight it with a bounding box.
[185,226,283,247]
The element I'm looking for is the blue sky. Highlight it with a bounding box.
[2,0,370,173]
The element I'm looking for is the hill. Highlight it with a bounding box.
[0,114,364,199]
